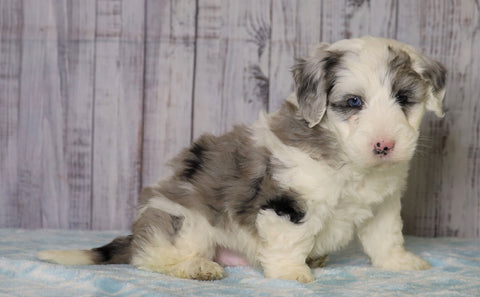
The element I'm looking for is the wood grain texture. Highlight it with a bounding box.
[14,0,97,229]
[56,0,96,229]
[398,0,480,238]
[91,0,144,230]
[141,0,196,185]
[268,0,323,112]
[322,0,397,42]
[193,0,270,138]
[0,0,478,236]
[0,0,22,227]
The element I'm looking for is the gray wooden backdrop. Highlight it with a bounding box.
[1,0,479,237]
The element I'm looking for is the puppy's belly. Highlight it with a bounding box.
[215,247,248,267]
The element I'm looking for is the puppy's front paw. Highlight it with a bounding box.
[294,269,315,283]
[265,264,314,283]
[375,250,430,271]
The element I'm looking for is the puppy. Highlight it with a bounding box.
[38,36,446,283]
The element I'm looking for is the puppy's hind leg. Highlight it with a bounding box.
[131,207,225,281]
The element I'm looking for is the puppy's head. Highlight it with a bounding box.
[292,36,447,167]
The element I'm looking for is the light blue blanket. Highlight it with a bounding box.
[0,229,478,296]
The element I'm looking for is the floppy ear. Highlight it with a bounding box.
[418,56,447,117]
[292,44,340,128]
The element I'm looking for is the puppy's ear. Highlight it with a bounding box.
[418,56,447,118]
[292,44,340,128]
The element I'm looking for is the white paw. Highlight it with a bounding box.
[171,257,226,281]
[293,269,315,283]
[375,250,430,271]
[189,258,226,280]
[265,264,315,283]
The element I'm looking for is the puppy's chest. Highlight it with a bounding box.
[291,167,401,206]
[339,171,401,204]
[327,185,377,225]
[305,177,395,252]
[296,168,403,230]
[308,182,378,230]
[273,154,406,237]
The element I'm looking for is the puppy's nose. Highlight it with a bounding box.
[373,140,395,156]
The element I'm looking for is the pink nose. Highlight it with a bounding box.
[373,140,395,156]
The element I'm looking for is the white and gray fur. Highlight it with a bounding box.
[38,36,447,283]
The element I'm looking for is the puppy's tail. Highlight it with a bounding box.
[37,235,133,265]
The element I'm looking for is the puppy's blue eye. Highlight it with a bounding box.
[347,96,362,107]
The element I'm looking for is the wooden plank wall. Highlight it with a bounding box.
[0,0,478,237]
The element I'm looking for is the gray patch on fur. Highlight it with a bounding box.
[132,186,186,249]
[323,51,345,97]
[292,48,344,127]
[136,125,306,238]
[387,47,429,113]
[132,205,185,244]
[231,163,306,226]
[270,101,340,163]
[418,55,447,94]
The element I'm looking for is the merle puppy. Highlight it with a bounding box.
[38,36,446,283]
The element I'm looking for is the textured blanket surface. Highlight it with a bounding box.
[0,229,478,297]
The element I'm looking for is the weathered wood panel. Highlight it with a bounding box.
[193,0,270,138]
[398,0,480,238]
[14,0,96,229]
[16,0,61,228]
[0,0,478,236]
[141,0,196,185]
[91,0,145,230]
[0,0,22,227]
[322,0,397,41]
[268,0,323,112]
[55,0,96,229]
